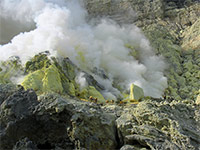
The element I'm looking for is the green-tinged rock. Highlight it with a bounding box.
[78,88,88,99]
[143,19,200,101]
[66,82,76,97]
[42,65,63,94]
[21,70,44,92]
[21,53,107,100]
[124,44,139,60]
[183,61,193,70]
[25,52,51,73]
[129,84,144,101]
[59,58,77,81]
[22,65,63,94]
[0,57,23,84]
[52,57,79,96]
[181,18,200,50]
[22,55,80,96]
[79,86,105,102]
[88,86,105,102]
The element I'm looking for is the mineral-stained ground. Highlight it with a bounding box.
[0,0,200,150]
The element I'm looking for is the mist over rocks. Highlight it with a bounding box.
[0,0,200,150]
[0,0,168,98]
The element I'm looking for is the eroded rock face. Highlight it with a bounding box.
[140,2,200,101]
[84,0,200,101]
[0,83,17,105]
[181,18,200,50]
[0,86,200,150]
[36,94,117,149]
[0,85,118,150]
[0,85,39,149]
[116,99,200,150]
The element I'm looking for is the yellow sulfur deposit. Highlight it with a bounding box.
[78,86,105,103]
[129,83,144,101]
[42,65,63,94]
[22,65,63,94]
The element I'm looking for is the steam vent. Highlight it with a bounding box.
[0,0,200,149]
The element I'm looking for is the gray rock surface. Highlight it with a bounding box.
[13,138,38,150]
[0,85,118,150]
[84,0,200,101]
[36,94,118,150]
[120,144,136,150]
[0,83,17,105]
[0,85,39,149]
[116,99,200,150]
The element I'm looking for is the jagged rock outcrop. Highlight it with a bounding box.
[0,85,39,149]
[0,52,107,102]
[116,99,200,150]
[0,84,117,150]
[181,18,200,50]
[0,83,17,105]
[1,83,200,150]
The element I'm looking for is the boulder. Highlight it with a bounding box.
[129,84,144,101]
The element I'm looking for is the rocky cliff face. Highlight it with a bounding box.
[0,0,200,150]
[85,0,200,101]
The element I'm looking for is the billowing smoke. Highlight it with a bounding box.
[0,0,168,98]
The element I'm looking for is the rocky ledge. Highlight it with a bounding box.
[0,84,200,150]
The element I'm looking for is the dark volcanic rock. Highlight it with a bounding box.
[0,83,17,105]
[13,138,38,150]
[35,94,117,150]
[0,87,118,150]
[0,86,39,149]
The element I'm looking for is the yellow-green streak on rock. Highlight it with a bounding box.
[42,65,63,93]
[22,65,63,94]
[124,43,139,59]
[129,84,144,101]
[79,86,105,103]
[21,70,44,92]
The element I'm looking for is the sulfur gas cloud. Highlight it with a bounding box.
[0,0,168,98]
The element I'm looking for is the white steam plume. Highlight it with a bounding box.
[0,0,168,98]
